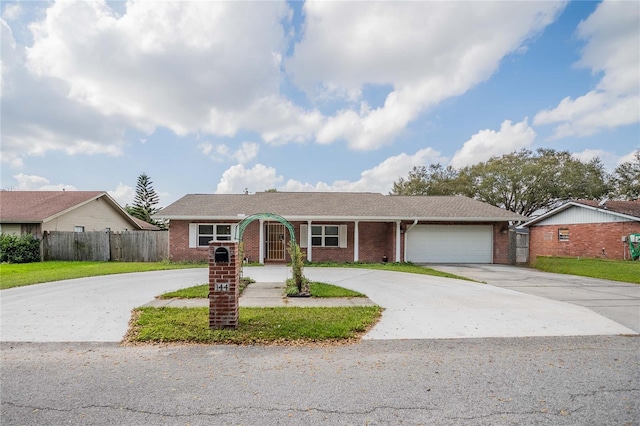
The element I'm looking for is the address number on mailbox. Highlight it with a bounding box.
[214,283,230,292]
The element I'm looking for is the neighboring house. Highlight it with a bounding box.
[523,200,640,262]
[155,192,527,264]
[0,191,144,238]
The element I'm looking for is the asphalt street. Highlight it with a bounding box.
[1,336,638,425]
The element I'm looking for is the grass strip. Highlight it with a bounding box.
[126,306,383,345]
[159,278,254,299]
[0,261,206,290]
[285,279,366,298]
[532,256,640,284]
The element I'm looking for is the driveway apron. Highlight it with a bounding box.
[429,264,640,333]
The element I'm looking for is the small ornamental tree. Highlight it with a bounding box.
[287,241,308,295]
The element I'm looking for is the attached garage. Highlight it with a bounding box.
[406,224,493,263]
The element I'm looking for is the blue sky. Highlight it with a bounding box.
[1,0,638,208]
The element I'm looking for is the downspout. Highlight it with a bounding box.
[403,219,419,262]
[259,219,265,264]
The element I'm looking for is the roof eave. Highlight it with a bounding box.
[156,215,525,222]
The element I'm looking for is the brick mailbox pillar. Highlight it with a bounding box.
[208,241,240,329]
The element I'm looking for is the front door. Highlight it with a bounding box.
[266,222,286,261]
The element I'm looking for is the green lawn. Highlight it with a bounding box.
[532,256,639,284]
[125,305,383,344]
[0,261,206,290]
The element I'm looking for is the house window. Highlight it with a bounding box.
[311,225,339,247]
[74,226,85,233]
[558,228,569,241]
[197,224,232,246]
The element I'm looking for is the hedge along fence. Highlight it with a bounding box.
[41,231,168,262]
[0,233,41,263]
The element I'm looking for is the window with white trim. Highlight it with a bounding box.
[74,226,85,233]
[311,225,339,247]
[197,224,232,246]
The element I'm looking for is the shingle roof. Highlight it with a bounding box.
[156,192,527,221]
[0,191,141,228]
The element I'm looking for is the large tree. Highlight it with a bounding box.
[391,149,611,217]
[611,150,639,200]
[391,164,468,196]
[127,173,162,226]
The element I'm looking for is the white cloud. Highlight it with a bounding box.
[573,148,637,172]
[233,142,259,164]
[617,150,639,166]
[215,147,445,194]
[12,173,77,191]
[5,0,566,167]
[199,142,259,164]
[534,0,640,138]
[108,183,135,207]
[288,1,564,150]
[1,18,127,167]
[24,0,295,138]
[450,119,536,168]
[2,4,23,21]
[216,164,284,194]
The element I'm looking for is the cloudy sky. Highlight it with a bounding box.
[1,0,638,207]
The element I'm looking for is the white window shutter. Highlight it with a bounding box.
[300,224,308,248]
[189,223,197,248]
[339,225,347,248]
[231,223,238,241]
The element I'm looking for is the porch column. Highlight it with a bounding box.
[395,221,401,262]
[354,221,359,262]
[306,220,313,262]
[259,219,265,264]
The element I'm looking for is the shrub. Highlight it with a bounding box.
[0,233,41,263]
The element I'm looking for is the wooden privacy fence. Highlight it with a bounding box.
[42,231,168,262]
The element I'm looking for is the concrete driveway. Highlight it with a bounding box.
[430,264,640,333]
[1,266,636,342]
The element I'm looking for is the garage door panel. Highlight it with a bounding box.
[407,225,492,263]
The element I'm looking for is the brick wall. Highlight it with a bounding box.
[169,219,514,264]
[168,220,209,262]
[493,223,512,265]
[529,221,640,262]
[208,241,239,329]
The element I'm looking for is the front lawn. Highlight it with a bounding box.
[125,305,383,344]
[532,257,639,284]
[0,261,206,290]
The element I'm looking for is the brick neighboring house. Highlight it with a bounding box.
[523,200,640,262]
[0,191,147,237]
[155,192,527,264]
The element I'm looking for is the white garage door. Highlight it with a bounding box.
[406,225,493,263]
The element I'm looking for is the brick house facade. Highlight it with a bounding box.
[524,200,640,262]
[157,193,526,265]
